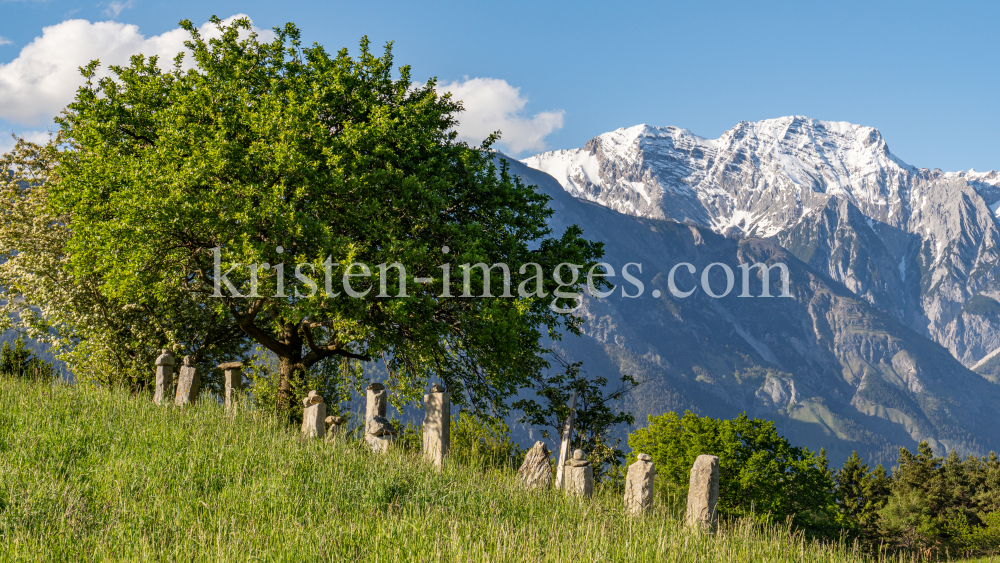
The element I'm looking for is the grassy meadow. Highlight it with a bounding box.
[0,376,934,562]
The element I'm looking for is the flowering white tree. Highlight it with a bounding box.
[0,138,247,390]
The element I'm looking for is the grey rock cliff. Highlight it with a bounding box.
[524,117,1000,371]
[509,145,1000,465]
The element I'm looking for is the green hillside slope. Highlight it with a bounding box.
[0,378,919,562]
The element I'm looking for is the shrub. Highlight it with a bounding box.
[449,411,524,469]
[246,349,362,425]
[0,338,55,382]
[628,411,837,535]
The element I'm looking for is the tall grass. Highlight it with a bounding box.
[0,377,919,562]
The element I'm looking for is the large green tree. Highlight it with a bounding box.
[834,450,891,543]
[628,411,837,534]
[52,17,602,410]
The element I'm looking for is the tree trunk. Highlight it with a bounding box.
[276,322,303,411]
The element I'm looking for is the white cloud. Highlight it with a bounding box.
[0,37,12,47]
[104,0,135,18]
[0,15,274,126]
[438,77,564,156]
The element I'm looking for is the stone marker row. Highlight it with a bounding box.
[153,349,244,410]
[153,349,203,407]
[153,353,720,528]
[299,382,452,470]
[514,385,719,525]
[515,440,718,527]
[152,353,450,467]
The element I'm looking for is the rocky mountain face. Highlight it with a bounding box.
[512,117,1000,464]
[523,117,1000,372]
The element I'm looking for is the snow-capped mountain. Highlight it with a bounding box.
[523,116,1000,370]
[523,117,1000,235]
[505,152,1000,466]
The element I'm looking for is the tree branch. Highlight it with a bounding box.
[231,298,290,357]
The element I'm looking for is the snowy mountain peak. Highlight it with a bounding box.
[522,116,966,237]
[521,116,1000,376]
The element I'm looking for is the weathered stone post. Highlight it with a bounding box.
[218,361,243,412]
[324,415,346,440]
[301,391,326,439]
[554,390,578,489]
[422,383,450,466]
[624,453,656,515]
[365,382,387,425]
[686,454,720,532]
[174,356,201,406]
[153,349,175,405]
[517,441,553,489]
[564,449,593,499]
[365,382,395,453]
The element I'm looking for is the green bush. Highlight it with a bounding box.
[0,338,55,382]
[628,411,838,535]
[246,349,361,425]
[876,443,1000,558]
[449,411,524,470]
[945,510,1000,557]
[834,451,891,546]
[393,419,423,453]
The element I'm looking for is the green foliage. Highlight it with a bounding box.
[52,17,603,413]
[834,451,891,543]
[246,347,361,424]
[878,443,953,553]
[873,441,1000,558]
[0,338,55,382]
[0,376,905,562]
[879,490,938,553]
[0,139,248,391]
[392,419,423,453]
[945,510,1000,557]
[628,411,837,535]
[449,411,523,469]
[514,355,638,481]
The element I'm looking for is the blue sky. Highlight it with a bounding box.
[2,0,999,170]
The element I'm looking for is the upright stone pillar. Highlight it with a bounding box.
[564,449,593,499]
[218,361,243,412]
[422,383,450,466]
[153,349,175,405]
[366,382,387,425]
[624,453,656,515]
[554,390,578,489]
[686,454,720,533]
[174,356,201,406]
[365,382,395,453]
[301,391,326,439]
[517,441,553,489]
